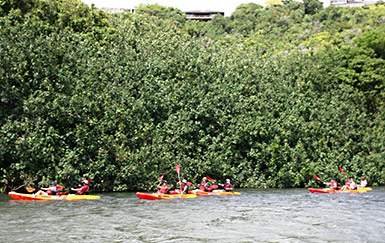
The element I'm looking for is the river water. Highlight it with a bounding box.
[1,187,384,243]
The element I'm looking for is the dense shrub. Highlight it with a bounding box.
[1,0,384,192]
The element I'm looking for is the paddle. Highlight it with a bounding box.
[339,167,347,177]
[206,176,215,182]
[27,185,64,193]
[26,187,36,193]
[313,174,326,184]
[176,165,183,196]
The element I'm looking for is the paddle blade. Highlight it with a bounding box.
[160,175,164,181]
[186,182,193,186]
[88,178,93,182]
[57,186,64,190]
[26,187,35,193]
[313,174,321,181]
[206,176,215,182]
[339,167,345,174]
[176,165,180,175]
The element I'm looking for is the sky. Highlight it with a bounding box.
[81,0,269,16]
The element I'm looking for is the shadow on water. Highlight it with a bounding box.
[1,187,384,242]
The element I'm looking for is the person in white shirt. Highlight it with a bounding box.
[359,177,368,188]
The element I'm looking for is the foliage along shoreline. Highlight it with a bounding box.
[1,0,385,193]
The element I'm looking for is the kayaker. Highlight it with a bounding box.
[199,177,209,191]
[179,179,190,194]
[157,180,169,194]
[359,177,368,188]
[35,181,58,196]
[71,180,90,195]
[218,179,233,191]
[324,178,338,190]
[341,178,356,191]
[349,178,357,190]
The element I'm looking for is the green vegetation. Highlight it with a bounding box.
[1,0,385,192]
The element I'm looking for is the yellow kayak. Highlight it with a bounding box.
[211,190,241,196]
[136,192,197,200]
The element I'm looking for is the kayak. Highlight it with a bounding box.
[308,188,367,194]
[136,192,197,200]
[8,191,100,200]
[191,190,219,196]
[212,190,241,196]
[192,190,241,196]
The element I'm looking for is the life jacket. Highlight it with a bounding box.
[208,185,218,192]
[223,183,233,191]
[200,182,209,191]
[159,184,169,194]
[181,183,189,192]
[330,181,337,190]
[47,186,58,195]
[78,185,89,195]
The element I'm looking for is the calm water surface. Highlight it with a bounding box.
[1,187,384,242]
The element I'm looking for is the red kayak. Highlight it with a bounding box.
[308,188,367,194]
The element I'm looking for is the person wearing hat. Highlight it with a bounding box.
[199,177,209,191]
[71,180,90,195]
[218,179,233,191]
[35,181,59,196]
[176,179,190,194]
[157,180,169,194]
[359,177,368,188]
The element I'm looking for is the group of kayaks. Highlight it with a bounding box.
[136,190,241,200]
[7,187,372,201]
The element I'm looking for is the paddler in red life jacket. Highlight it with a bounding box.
[71,180,90,195]
[178,179,190,194]
[157,180,169,194]
[219,179,234,191]
[325,178,338,190]
[199,177,209,191]
[35,181,59,196]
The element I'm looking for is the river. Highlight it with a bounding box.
[1,187,384,242]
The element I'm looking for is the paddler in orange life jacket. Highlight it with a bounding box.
[157,180,169,194]
[35,181,58,196]
[71,180,90,195]
[324,178,338,190]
